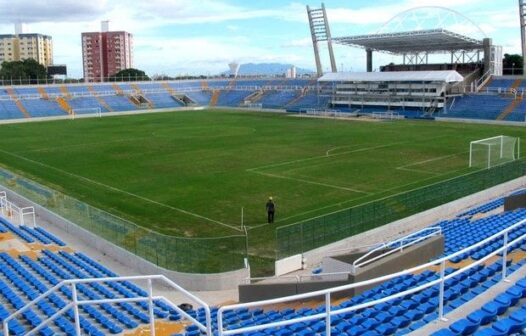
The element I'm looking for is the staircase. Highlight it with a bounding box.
[200,81,209,90]
[511,79,523,91]
[56,97,72,115]
[128,95,141,107]
[6,88,31,118]
[112,83,124,95]
[162,82,177,96]
[59,85,71,99]
[37,87,49,100]
[131,84,154,108]
[226,79,236,90]
[243,90,264,105]
[285,88,308,107]
[210,90,220,106]
[87,85,113,112]
[131,83,143,95]
[496,97,522,121]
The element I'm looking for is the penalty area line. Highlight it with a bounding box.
[0,148,242,233]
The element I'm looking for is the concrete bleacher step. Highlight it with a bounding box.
[86,86,113,112]
[161,82,177,96]
[55,97,72,115]
[5,88,31,118]
[511,78,523,90]
[37,87,49,100]
[210,90,221,106]
[112,83,124,95]
[285,90,307,107]
[497,97,522,120]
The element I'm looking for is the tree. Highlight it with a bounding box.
[0,58,49,84]
[109,68,150,82]
[503,54,523,73]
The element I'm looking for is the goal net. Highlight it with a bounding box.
[71,107,102,119]
[371,111,401,120]
[469,135,520,169]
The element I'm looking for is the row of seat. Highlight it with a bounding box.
[432,276,526,335]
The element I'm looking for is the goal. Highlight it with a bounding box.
[371,111,401,120]
[469,136,520,169]
[70,107,102,119]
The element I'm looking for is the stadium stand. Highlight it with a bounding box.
[0,187,523,336]
[441,95,514,121]
[2,75,526,122]
[431,276,526,335]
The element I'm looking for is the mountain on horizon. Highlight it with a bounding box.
[222,63,314,76]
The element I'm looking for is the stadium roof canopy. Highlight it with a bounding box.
[333,29,483,54]
[318,71,464,83]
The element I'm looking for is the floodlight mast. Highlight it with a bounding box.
[307,3,337,77]
[520,0,526,75]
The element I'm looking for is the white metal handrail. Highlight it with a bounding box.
[217,218,526,336]
[3,274,212,336]
[0,192,36,227]
[353,226,442,271]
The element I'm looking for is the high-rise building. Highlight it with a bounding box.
[82,22,133,82]
[0,24,53,66]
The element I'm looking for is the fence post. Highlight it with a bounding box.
[72,283,81,336]
[325,292,331,336]
[438,260,447,321]
[502,232,508,281]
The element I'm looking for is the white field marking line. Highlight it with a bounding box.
[325,144,361,157]
[0,148,242,232]
[395,151,469,175]
[396,153,461,169]
[246,142,407,173]
[396,167,441,175]
[18,136,155,153]
[251,170,371,194]
[245,167,469,229]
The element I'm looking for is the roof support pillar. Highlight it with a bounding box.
[366,49,373,72]
[483,38,492,74]
[306,3,337,77]
[521,0,526,75]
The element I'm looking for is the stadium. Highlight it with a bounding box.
[0,2,525,336]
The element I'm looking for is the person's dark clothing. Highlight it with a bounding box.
[266,200,275,223]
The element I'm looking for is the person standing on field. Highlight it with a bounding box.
[266,197,275,223]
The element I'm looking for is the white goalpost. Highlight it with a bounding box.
[371,111,401,120]
[469,135,520,169]
[70,107,103,119]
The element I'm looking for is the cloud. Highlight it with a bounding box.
[0,0,518,77]
[281,37,312,48]
[0,0,108,23]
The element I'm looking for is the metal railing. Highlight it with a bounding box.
[0,191,36,227]
[2,275,211,336]
[218,218,526,336]
[0,84,317,102]
[352,226,442,271]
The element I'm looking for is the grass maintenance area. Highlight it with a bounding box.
[0,109,525,268]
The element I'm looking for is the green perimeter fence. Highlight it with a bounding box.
[276,159,526,259]
[0,168,247,274]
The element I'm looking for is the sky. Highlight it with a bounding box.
[0,0,521,78]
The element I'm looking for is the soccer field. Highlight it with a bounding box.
[0,110,524,256]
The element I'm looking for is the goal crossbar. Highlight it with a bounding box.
[469,135,520,169]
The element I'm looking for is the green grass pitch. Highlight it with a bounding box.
[0,109,524,260]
